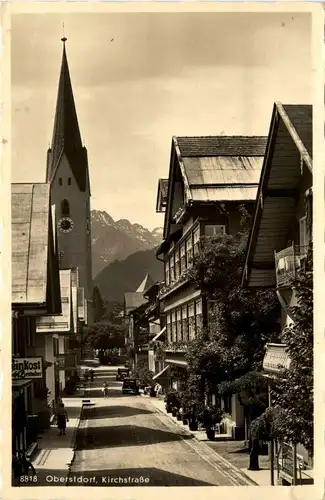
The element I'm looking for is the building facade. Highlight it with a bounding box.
[242,102,313,484]
[154,135,268,437]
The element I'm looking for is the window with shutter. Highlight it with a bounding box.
[166,314,171,343]
[165,261,170,286]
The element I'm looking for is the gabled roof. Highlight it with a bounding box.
[176,136,267,157]
[36,269,72,333]
[136,273,155,293]
[46,39,88,192]
[124,293,147,316]
[12,183,57,308]
[242,102,313,288]
[156,179,169,213]
[162,135,267,240]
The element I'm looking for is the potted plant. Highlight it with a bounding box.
[198,405,224,441]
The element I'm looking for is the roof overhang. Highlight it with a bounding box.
[242,102,313,288]
[152,364,170,380]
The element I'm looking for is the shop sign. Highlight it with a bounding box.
[12,357,43,379]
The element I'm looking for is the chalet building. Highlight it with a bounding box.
[12,183,61,455]
[155,135,267,437]
[242,102,313,484]
[124,274,154,369]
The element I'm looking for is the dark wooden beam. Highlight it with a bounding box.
[265,189,299,197]
[251,261,275,270]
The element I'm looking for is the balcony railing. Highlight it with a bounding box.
[274,244,308,288]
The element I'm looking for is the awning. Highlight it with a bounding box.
[165,358,188,368]
[152,365,170,380]
[152,326,166,342]
[263,343,291,374]
[12,379,33,391]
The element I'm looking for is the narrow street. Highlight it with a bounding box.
[68,367,253,486]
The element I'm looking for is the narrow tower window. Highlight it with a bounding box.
[59,178,63,186]
[61,199,70,217]
[68,177,71,185]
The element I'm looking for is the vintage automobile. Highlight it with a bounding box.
[116,368,130,381]
[122,378,140,395]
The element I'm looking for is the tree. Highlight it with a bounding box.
[184,206,280,409]
[84,319,127,351]
[93,285,105,323]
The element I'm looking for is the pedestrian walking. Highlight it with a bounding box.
[103,381,109,398]
[156,383,162,398]
[90,369,94,382]
[56,403,69,435]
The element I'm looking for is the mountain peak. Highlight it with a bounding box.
[91,209,163,278]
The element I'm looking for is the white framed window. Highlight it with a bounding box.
[165,261,170,286]
[170,255,175,282]
[180,243,186,274]
[176,308,182,342]
[195,299,203,332]
[193,226,200,257]
[299,216,308,257]
[205,225,226,237]
[188,303,195,340]
[166,314,172,343]
[186,235,193,268]
[182,305,188,342]
[171,311,177,343]
[175,250,180,280]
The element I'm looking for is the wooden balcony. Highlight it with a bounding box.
[274,244,308,288]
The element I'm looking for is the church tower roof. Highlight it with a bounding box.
[47,37,88,191]
[135,273,155,293]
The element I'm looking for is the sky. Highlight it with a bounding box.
[11,12,312,230]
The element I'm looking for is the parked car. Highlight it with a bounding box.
[116,368,130,381]
[122,378,140,395]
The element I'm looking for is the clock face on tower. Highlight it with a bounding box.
[58,217,74,233]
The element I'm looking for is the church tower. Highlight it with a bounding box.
[47,37,93,305]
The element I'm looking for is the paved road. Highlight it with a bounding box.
[68,367,253,487]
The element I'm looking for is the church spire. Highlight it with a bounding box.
[47,37,88,191]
